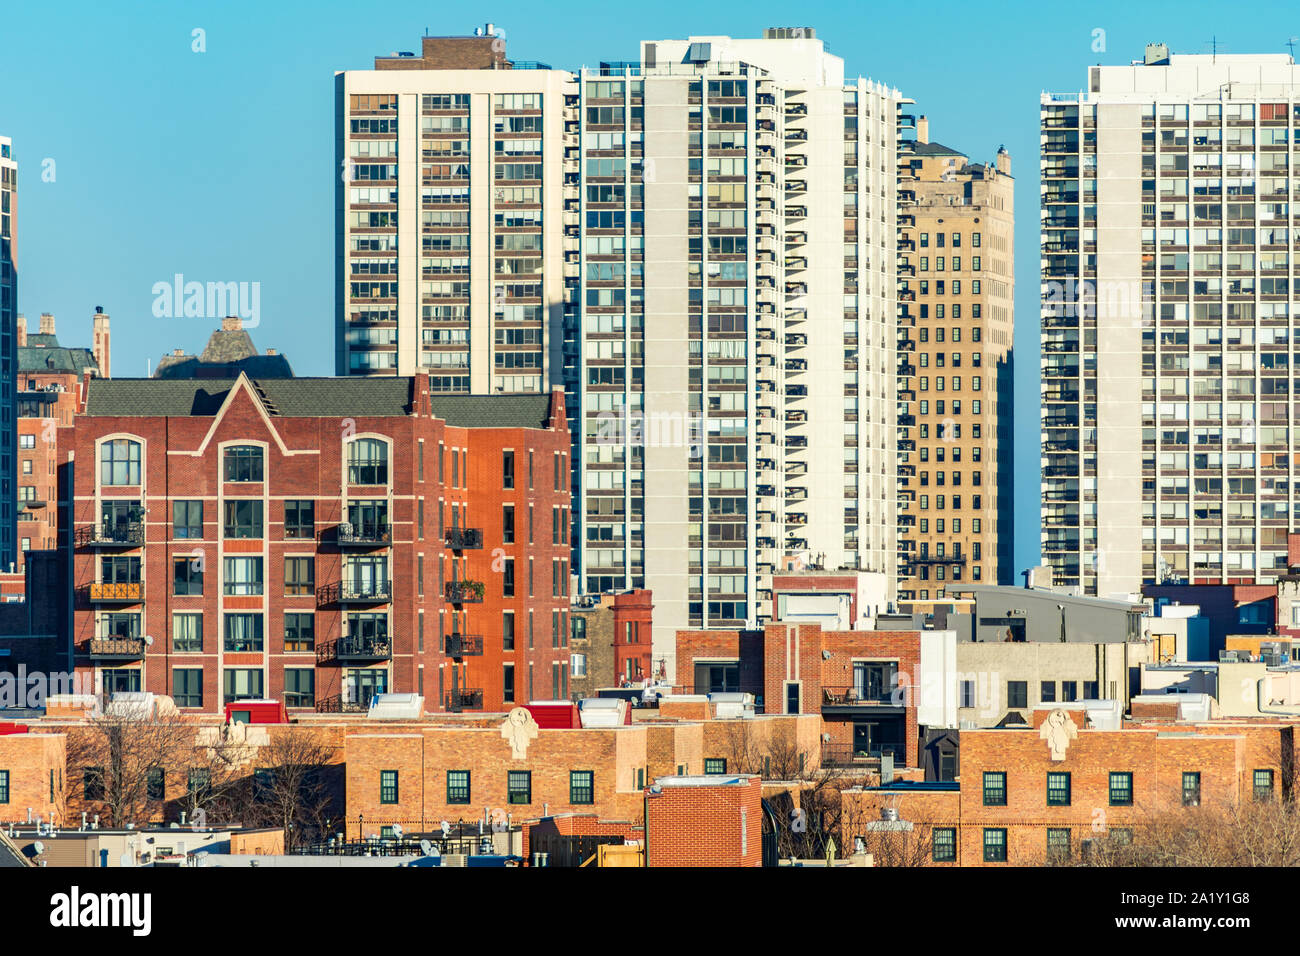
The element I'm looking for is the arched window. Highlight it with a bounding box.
[100,439,142,485]
[348,438,389,485]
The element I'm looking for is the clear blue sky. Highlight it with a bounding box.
[2,0,1296,575]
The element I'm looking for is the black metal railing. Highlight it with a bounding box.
[444,527,483,550]
[822,687,899,707]
[318,635,393,664]
[314,695,370,714]
[336,523,391,547]
[76,524,145,548]
[87,637,147,659]
[86,582,145,602]
[445,633,484,658]
[445,689,484,712]
[318,581,393,605]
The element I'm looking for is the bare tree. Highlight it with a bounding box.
[242,729,341,851]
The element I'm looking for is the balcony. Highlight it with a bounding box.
[444,580,485,604]
[446,633,484,657]
[822,687,899,707]
[315,695,369,714]
[318,580,393,605]
[319,634,393,664]
[88,637,146,661]
[87,582,144,604]
[336,523,391,548]
[445,688,484,712]
[445,527,484,550]
[76,524,145,549]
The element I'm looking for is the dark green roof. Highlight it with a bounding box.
[83,377,555,428]
[18,345,98,375]
[908,141,964,158]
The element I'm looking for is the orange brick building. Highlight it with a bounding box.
[644,774,763,867]
[69,374,571,715]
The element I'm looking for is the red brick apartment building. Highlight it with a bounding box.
[678,622,922,768]
[846,707,1294,866]
[69,373,571,715]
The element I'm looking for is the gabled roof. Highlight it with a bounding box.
[908,141,964,158]
[83,377,557,428]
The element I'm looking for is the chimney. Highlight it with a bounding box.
[996,145,1011,176]
[38,312,55,336]
[15,314,25,348]
[221,315,243,332]
[92,308,111,378]
[266,348,277,355]
[915,115,929,145]
[173,349,185,356]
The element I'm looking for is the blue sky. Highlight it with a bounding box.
[2,0,1297,575]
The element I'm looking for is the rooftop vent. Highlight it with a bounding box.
[1144,42,1171,66]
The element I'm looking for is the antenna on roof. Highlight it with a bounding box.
[1288,37,1298,62]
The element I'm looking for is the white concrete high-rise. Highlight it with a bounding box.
[1041,45,1300,596]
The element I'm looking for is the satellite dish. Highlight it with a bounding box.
[419,839,433,856]
[144,635,154,646]
[440,821,451,838]
[391,824,404,839]
[32,841,45,856]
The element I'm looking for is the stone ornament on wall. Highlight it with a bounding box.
[500,706,539,760]
[1039,708,1078,761]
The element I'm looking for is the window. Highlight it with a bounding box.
[503,558,515,597]
[932,827,956,862]
[1040,681,1055,703]
[223,445,264,482]
[1253,769,1275,801]
[0,770,10,803]
[223,557,264,595]
[284,669,314,708]
[147,768,165,802]
[172,614,203,653]
[704,758,727,775]
[570,770,594,805]
[1047,828,1070,861]
[1007,681,1028,709]
[503,450,515,489]
[223,668,264,704]
[1047,772,1071,807]
[224,614,264,652]
[983,828,1007,862]
[100,439,142,485]
[503,611,515,650]
[447,770,471,804]
[84,768,105,800]
[348,439,389,485]
[224,499,264,538]
[507,770,532,804]
[285,500,314,539]
[502,505,515,544]
[1061,681,1078,702]
[284,613,315,652]
[284,557,315,595]
[173,501,203,538]
[960,680,975,708]
[503,664,515,704]
[380,770,399,804]
[1182,771,1201,807]
[1109,772,1133,806]
[188,768,211,797]
[983,771,1007,806]
[173,557,203,596]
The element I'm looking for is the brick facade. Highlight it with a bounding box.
[644,775,763,867]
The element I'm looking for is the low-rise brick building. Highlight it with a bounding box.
[569,588,655,697]
[69,373,572,715]
[644,774,763,867]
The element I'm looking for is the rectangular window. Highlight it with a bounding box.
[569,770,594,805]
[447,770,471,804]
[1047,828,1070,861]
[223,499,264,538]
[503,611,515,650]
[1061,681,1078,702]
[284,669,315,708]
[224,614,264,652]
[960,680,975,709]
[84,768,105,800]
[284,613,315,652]
[223,668,264,704]
[172,614,203,653]
[380,770,399,804]
[1007,681,1028,709]
[1047,772,1071,807]
[704,758,727,775]
[284,557,315,595]
[173,501,203,538]
[223,557,264,595]
[188,768,211,797]
[983,771,1007,806]
[147,768,165,802]
[983,828,1007,862]
[285,500,315,539]
[173,557,203,596]
[507,770,531,804]
[503,663,515,704]
[503,558,515,597]
[1254,769,1275,801]
[932,827,956,862]
[1040,681,1056,703]
[1182,771,1201,807]
[173,668,203,708]
[503,451,515,489]
[502,505,515,544]
[1109,772,1133,806]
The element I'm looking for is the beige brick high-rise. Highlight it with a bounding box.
[896,117,1014,612]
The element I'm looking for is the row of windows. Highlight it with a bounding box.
[377,769,594,806]
[981,769,1275,807]
[100,440,391,487]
